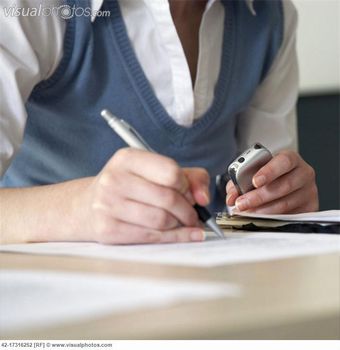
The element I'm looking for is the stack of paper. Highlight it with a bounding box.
[216,210,340,234]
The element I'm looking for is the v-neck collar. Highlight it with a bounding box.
[105,0,236,146]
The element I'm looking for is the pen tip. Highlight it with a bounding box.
[206,218,225,239]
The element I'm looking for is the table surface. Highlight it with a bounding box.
[1,251,339,340]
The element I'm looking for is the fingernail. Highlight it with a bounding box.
[236,197,249,211]
[253,175,266,188]
[190,229,205,241]
[200,191,210,205]
[226,191,237,205]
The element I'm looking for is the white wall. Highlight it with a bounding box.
[292,0,340,94]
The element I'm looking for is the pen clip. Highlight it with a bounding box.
[120,120,154,152]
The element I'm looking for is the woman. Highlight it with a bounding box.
[0,0,318,244]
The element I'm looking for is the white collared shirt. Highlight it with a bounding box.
[0,0,298,177]
[119,0,225,126]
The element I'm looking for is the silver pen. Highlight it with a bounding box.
[101,109,225,239]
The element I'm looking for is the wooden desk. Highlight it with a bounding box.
[1,252,339,340]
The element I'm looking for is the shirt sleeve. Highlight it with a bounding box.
[235,0,299,154]
[0,0,65,177]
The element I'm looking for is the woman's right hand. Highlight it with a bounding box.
[80,148,209,244]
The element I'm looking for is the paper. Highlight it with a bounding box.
[0,269,240,333]
[1,232,339,267]
[216,213,291,228]
[216,211,340,233]
[233,210,340,223]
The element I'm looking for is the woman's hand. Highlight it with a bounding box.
[81,148,210,244]
[226,150,319,214]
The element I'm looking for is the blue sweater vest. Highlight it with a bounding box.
[1,0,283,211]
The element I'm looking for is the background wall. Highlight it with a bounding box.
[292,0,339,210]
[293,0,340,94]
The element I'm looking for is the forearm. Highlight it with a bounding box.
[0,149,209,245]
[0,178,93,244]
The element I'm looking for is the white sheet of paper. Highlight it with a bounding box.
[1,232,339,267]
[235,210,340,223]
[0,269,240,333]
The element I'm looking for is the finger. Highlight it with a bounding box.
[184,168,210,206]
[235,167,308,211]
[226,180,237,193]
[95,197,188,230]
[226,192,239,206]
[290,201,319,214]
[158,226,206,243]
[112,148,189,193]
[99,172,199,227]
[93,217,155,244]
[293,184,319,213]
[246,186,313,215]
[97,219,205,245]
[252,151,301,188]
[226,180,239,206]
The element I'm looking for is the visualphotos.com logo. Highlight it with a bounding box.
[2,4,111,19]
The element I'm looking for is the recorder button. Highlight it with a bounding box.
[238,157,245,163]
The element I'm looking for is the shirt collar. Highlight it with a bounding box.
[91,0,104,22]
[90,0,256,22]
[246,0,256,16]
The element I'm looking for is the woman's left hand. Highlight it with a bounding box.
[226,150,319,214]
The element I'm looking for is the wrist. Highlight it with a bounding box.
[69,177,96,241]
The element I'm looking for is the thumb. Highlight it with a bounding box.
[183,168,210,206]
